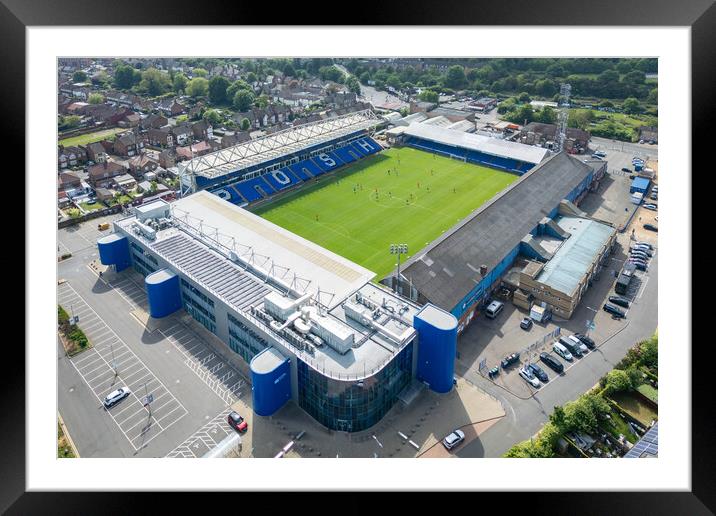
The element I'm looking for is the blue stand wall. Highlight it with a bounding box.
[97,233,131,272]
[414,304,458,393]
[145,269,182,318]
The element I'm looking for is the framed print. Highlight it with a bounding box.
[7,0,710,512]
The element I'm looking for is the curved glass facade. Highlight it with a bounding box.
[297,341,414,433]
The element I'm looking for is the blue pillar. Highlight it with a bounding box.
[145,269,182,318]
[414,304,458,394]
[250,348,291,416]
[97,233,131,272]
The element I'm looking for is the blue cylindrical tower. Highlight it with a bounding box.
[413,303,458,393]
[97,233,131,272]
[250,347,291,417]
[145,269,182,318]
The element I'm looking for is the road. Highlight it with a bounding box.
[589,136,659,160]
[457,251,658,457]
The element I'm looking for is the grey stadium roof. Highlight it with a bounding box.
[400,152,594,311]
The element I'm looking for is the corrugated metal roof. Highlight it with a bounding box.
[401,153,594,311]
[151,232,272,311]
[404,123,549,164]
[536,217,615,296]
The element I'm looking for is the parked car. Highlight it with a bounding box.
[638,139,645,144]
[552,342,573,362]
[621,167,631,173]
[603,303,626,318]
[103,387,131,408]
[527,363,549,382]
[643,224,658,232]
[559,336,583,358]
[540,352,564,373]
[608,296,630,308]
[643,203,658,211]
[442,429,466,450]
[227,411,248,432]
[574,333,596,350]
[630,251,650,260]
[652,186,658,193]
[649,140,656,145]
[635,241,654,250]
[520,317,533,330]
[593,150,607,158]
[519,367,541,388]
[632,245,653,256]
[567,334,589,354]
[650,192,658,200]
[628,260,648,272]
[501,352,520,369]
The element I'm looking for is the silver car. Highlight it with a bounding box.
[104,386,131,408]
[442,429,466,450]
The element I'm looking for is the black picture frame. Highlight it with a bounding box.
[7,0,708,513]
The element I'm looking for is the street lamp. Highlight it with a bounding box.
[389,243,408,294]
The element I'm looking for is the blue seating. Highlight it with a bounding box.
[312,151,343,173]
[262,168,300,191]
[233,176,275,201]
[210,186,245,206]
[292,159,324,177]
[334,146,359,164]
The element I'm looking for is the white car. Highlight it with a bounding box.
[442,429,466,450]
[643,204,657,211]
[104,386,131,408]
[519,367,541,388]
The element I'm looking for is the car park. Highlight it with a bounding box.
[527,363,549,382]
[443,429,466,450]
[559,336,583,358]
[227,411,248,432]
[103,387,131,409]
[608,296,630,308]
[539,352,564,373]
[643,203,657,211]
[603,303,626,318]
[520,317,533,330]
[519,367,541,388]
[643,224,658,232]
[501,352,520,369]
[574,333,596,350]
[552,342,573,362]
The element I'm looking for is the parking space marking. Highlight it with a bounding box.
[165,407,234,458]
[61,282,188,451]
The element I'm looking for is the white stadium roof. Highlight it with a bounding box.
[178,110,381,181]
[405,123,550,164]
[169,191,376,307]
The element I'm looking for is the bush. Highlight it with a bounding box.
[58,305,69,325]
[69,328,89,349]
[604,369,633,395]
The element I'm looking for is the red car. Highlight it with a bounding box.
[228,411,248,432]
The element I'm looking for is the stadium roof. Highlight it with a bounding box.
[169,191,375,308]
[404,123,550,164]
[178,110,380,181]
[400,153,594,311]
[536,216,615,296]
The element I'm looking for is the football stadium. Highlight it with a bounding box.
[98,109,605,432]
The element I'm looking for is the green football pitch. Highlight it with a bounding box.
[253,147,518,279]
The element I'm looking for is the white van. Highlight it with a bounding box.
[553,342,573,361]
[485,301,504,319]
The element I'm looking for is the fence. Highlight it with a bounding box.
[58,205,123,228]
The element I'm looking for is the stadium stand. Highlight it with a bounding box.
[209,136,383,206]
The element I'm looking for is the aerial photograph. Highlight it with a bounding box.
[56,57,658,459]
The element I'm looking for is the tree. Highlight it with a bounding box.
[208,76,231,105]
[646,88,658,104]
[568,109,594,130]
[537,106,557,124]
[600,100,614,108]
[517,91,531,103]
[240,117,251,131]
[254,94,269,109]
[418,90,439,103]
[233,89,255,112]
[138,68,171,97]
[226,79,252,100]
[173,73,188,94]
[535,78,558,97]
[114,64,141,90]
[186,77,209,98]
[604,369,632,394]
[346,76,361,95]
[88,93,104,105]
[359,71,371,84]
[283,63,296,77]
[192,68,208,78]
[623,70,646,85]
[444,65,467,89]
[623,97,642,114]
[202,109,223,125]
[72,70,87,83]
[246,71,258,84]
[319,65,345,83]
